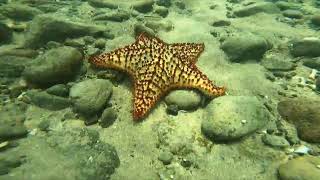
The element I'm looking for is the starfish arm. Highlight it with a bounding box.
[170,43,205,64]
[171,64,225,98]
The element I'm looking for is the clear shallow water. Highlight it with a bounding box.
[0,0,320,180]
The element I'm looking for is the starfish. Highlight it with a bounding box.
[89,33,225,121]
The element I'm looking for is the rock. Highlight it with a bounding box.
[0,124,28,140]
[316,76,320,91]
[154,6,169,17]
[0,4,42,21]
[220,33,271,62]
[70,79,113,115]
[0,22,12,44]
[156,0,171,7]
[134,23,155,37]
[99,107,117,128]
[174,0,186,10]
[166,104,179,116]
[302,57,320,69]
[211,20,231,27]
[277,99,320,143]
[0,48,38,58]
[46,84,69,97]
[311,15,320,26]
[201,96,270,142]
[132,0,155,13]
[94,38,106,49]
[262,134,290,148]
[0,154,23,175]
[25,90,72,111]
[158,151,173,165]
[87,0,118,9]
[261,54,295,71]
[290,37,320,57]
[275,1,300,10]
[93,11,130,22]
[282,10,303,19]
[233,2,280,17]
[145,21,173,32]
[38,119,50,131]
[164,90,201,111]
[278,156,320,180]
[24,15,106,48]
[0,56,28,78]
[23,46,83,86]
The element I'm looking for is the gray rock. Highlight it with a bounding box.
[0,3,42,21]
[70,79,113,115]
[46,84,69,97]
[234,2,280,17]
[158,151,173,165]
[23,15,106,48]
[23,46,83,86]
[282,9,303,19]
[0,56,28,78]
[261,54,295,71]
[262,134,290,148]
[220,33,271,62]
[88,0,118,9]
[154,6,169,17]
[0,22,12,44]
[99,107,117,128]
[201,96,270,142]
[290,37,320,57]
[93,11,130,22]
[311,15,320,26]
[302,57,320,69]
[132,0,155,13]
[164,90,201,111]
[25,90,72,111]
[0,124,28,140]
[278,156,320,180]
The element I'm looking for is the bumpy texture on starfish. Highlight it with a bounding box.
[89,33,225,120]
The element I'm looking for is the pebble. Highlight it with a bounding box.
[278,156,320,180]
[46,84,69,97]
[294,145,310,155]
[158,151,173,165]
[93,11,130,22]
[132,0,155,13]
[164,90,201,111]
[290,37,320,57]
[87,0,118,9]
[23,46,83,86]
[282,10,303,19]
[211,20,231,27]
[69,79,113,116]
[262,134,290,149]
[201,96,270,142]
[233,2,280,17]
[220,33,271,62]
[154,6,169,17]
[99,107,117,128]
[278,99,320,143]
[25,90,72,111]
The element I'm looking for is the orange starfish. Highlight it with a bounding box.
[89,33,225,121]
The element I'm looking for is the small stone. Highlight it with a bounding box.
[25,90,72,111]
[294,145,310,155]
[165,90,201,111]
[261,54,295,71]
[69,79,113,115]
[158,151,173,165]
[94,38,106,49]
[154,6,169,17]
[302,57,320,69]
[202,96,270,142]
[211,20,231,27]
[132,0,155,13]
[23,46,83,86]
[87,0,118,9]
[38,119,50,132]
[233,2,280,17]
[46,84,69,97]
[282,10,303,19]
[93,11,130,22]
[221,33,271,62]
[290,37,320,57]
[311,15,320,26]
[180,158,192,168]
[278,156,320,180]
[99,107,117,128]
[262,134,290,149]
[0,124,28,140]
[83,36,95,44]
